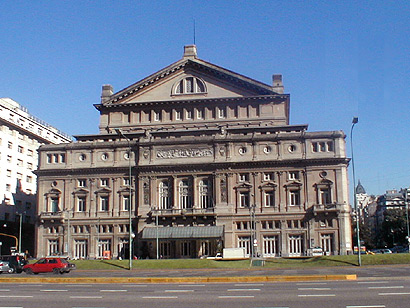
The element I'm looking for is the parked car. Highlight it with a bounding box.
[0,261,14,274]
[371,248,393,254]
[23,257,76,275]
[0,254,27,273]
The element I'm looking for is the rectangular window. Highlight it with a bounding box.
[263,172,274,181]
[17,159,23,166]
[6,184,11,191]
[264,191,275,207]
[101,178,109,187]
[239,191,250,208]
[26,175,32,183]
[154,111,161,121]
[123,195,130,211]
[218,107,226,118]
[60,154,66,163]
[47,154,52,163]
[289,189,300,206]
[78,179,86,187]
[6,169,11,177]
[319,188,331,205]
[78,197,86,212]
[18,146,23,153]
[238,236,251,257]
[7,155,12,163]
[124,178,130,186]
[197,109,203,119]
[51,197,59,212]
[239,173,249,182]
[288,171,299,180]
[100,196,109,211]
[186,109,192,119]
[28,149,34,157]
[27,162,33,170]
[7,141,12,149]
[175,110,181,120]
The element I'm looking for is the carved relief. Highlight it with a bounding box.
[156,148,213,159]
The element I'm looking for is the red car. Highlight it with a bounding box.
[23,257,76,275]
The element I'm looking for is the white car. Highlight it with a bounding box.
[0,261,14,274]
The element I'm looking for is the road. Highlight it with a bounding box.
[1,278,410,308]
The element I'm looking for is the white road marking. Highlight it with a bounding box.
[40,289,68,292]
[298,287,331,290]
[297,282,327,285]
[0,296,33,298]
[357,281,388,284]
[368,286,403,289]
[0,306,23,308]
[70,296,103,299]
[298,294,336,297]
[164,290,194,293]
[0,290,10,292]
[378,292,410,295]
[346,306,386,308]
[218,295,255,298]
[227,288,261,291]
[234,283,264,286]
[142,296,178,299]
[99,289,127,292]
[122,284,147,287]
[178,284,205,287]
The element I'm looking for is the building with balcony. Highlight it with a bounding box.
[34,45,352,259]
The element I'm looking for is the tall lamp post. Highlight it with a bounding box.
[16,211,26,254]
[115,129,133,270]
[350,116,361,266]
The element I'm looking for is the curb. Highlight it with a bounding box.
[0,274,356,284]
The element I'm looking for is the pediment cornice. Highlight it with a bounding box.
[95,58,279,110]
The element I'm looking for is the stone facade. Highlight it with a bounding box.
[34,45,352,259]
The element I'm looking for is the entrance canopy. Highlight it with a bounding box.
[141,226,224,240]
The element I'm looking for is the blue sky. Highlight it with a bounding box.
[1,1,409,196]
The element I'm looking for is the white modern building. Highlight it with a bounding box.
[0,98,72,225]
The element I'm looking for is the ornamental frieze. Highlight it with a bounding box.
[156,148,213,159]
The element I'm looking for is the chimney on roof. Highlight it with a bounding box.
[183,45,197,59]
[272,74,284,94]
[101,84,113,103]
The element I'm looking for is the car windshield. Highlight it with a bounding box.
[60,259,68,263]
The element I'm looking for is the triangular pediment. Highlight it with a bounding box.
[97,55,278,108]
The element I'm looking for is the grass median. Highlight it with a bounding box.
[68,254,410,270]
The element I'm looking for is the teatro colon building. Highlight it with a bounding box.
[34,45,352,259]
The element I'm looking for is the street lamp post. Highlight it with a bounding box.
[155,207,159,260]
[404,188,410,253]
[350,116,361,266]
[116,129,133,270]
[16,212,26,254]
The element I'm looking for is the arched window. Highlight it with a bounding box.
[179,180,192,209]
[199,179,212,208]
[173,76,207,95]
[159,181,171,210]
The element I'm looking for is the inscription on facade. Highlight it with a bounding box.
[156,148,213,159]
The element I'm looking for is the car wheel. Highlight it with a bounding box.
[53,268,60,275]
[8,267,15,274]
[25,268,33,275]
